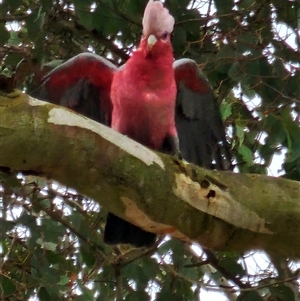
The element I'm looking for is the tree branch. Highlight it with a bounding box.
[0,90,299,258]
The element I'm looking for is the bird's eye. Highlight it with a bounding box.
[161,31,168,40]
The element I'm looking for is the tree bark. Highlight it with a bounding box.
[1,90,299,258]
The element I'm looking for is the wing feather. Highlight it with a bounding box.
[174,59,231,170]
[31,53,117,126]
[31,53,156,247]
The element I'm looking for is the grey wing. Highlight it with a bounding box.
[174,59,231,170]
[31,53,117,126]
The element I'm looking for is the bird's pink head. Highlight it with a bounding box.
[140,0,175,56]
[142,0,174,37]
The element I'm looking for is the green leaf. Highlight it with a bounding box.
[274,0,299,29]
[43,59,65,69]
[5,0,23,13]
[283,157,300,181]
[36,238,57,252]
[75,284,98,301]
[41,218,65,243]
[26,10,45,41]
[270,285,296,301]
[58,275,69,286]
[0,221,15,239]
[0,276,16,297]
[216,45,240,73]
[73,0,94,30]
[79,244,97,268]
[214,0,234,14]
[3,53,23,67]
[281,107,300,162]
[78,1,132,38]
[38,287,52,301]
[122,258,157,290]
[243,58,260,77]
[0,171,22,192]
[142,257,160,280]
[238,145,254,166]
[8,31,20,46]
[169,0,191,11]
[228,62,244,82]
[273,59,289,80]
[156,278,172,301]
[125,0,145,16]
[172,26,187,54]
[236,124,245,145]
[240,77,257,99]
[125,291,150,301]
[40,0,54,11]
[237,291,264,301]
[238,0,256,10]
[0,24,9,45]
[219,257,246,277]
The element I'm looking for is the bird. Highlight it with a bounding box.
[31,0,231,248]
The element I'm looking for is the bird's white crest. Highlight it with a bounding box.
[142,0,175,37]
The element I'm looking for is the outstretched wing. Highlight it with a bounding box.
[31,53,155,248]
[174,59,231,170]
[31,53,117,126]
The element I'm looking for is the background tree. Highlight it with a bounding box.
[0,0,299,300]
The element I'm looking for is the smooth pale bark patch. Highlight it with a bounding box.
[121,196,190,242]
[48,107,165,169]
[173,173,272,234]
[28,96,47,106]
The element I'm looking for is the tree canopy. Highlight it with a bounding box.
[0,0,299,300]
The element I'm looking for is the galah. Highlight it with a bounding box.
[32,0,231,247]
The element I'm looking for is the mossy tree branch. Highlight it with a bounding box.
[1,90,299,258]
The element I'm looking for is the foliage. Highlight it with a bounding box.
[0,0,299,300]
